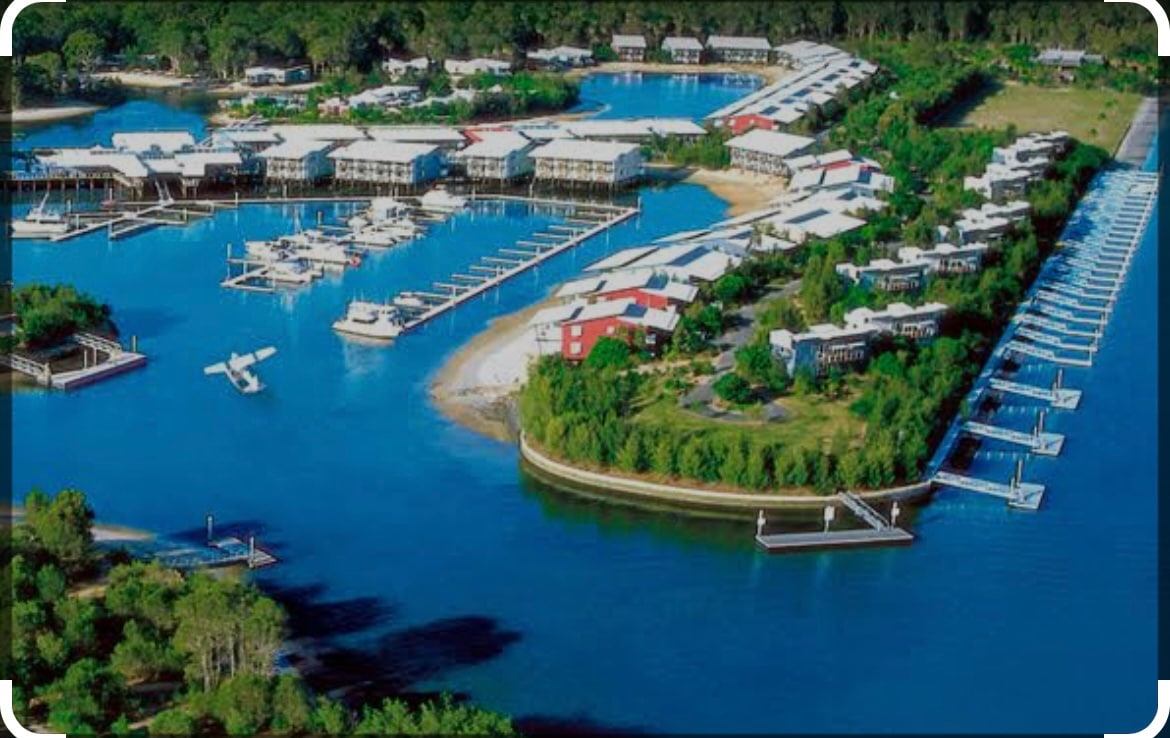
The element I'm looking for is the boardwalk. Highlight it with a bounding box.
[392,197,639,335]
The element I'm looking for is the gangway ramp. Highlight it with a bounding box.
[961,421,1065,456]
[989,378,1082,410]
[839,492,891,529]
[932,471,1045,511]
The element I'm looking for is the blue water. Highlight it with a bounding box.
[571,72,760,120]
[12,91,1159,734]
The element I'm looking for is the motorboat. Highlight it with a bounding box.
[267,254,318,285]
[393,292,427,310]
[332,300,404,340]
[418,186,467,214]
[11,194,71,238]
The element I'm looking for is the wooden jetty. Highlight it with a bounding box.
[392,197,639,334]
[2,332,147,390]
[755,492,914,553]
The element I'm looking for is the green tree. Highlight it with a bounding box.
[584,336,632,370]
[22,489,95,577]
[150,708,198,736]
[270,675,313,734]
[62,29,104,72]
[713,373,752,405]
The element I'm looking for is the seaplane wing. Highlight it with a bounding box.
[203,361,228,375]
[227,346,277,372]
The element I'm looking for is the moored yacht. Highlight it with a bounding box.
[418,186,468,214]
[332,300,404,340]
[11,194,72,238]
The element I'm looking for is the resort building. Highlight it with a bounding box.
[256,139,336,182]
[583,241,743,284]
[661,36,704,64]
[381,56,430,77]
[554,268,699,310]
[563,118,707,143]
[964,131,1069,200]
[844,302,948,340]
[1034,48,1104,68]
[244,65,311,86]
[530,139,643,186]
[111,132,196,155]
[454,131,535,182]
[209,128,282,157]
[612,34,647,62]
[705,35,773,64]
[526,46,594,69]
[346,85,424,110]
[897,243,989,275]
[835,259,928,292]
[327,141,442,186]
[443,58,512,76]
[787,160,894,195]
[707,55,876,130]
[725,129,816,176]
[770,323,876,376]
[559,298,680,360]
[950,200,1031,243]
[528,301,589,355]
[772,40,851,69]
[367,126,468,151]
[963,164,1034,201]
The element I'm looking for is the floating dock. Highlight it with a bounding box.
[2,332,147,390]
[391,197,639,334]
[755,492,914,553]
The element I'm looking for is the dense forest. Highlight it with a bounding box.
[12,1,1161,78]
[4,284,114,352]
[4,489,517,735]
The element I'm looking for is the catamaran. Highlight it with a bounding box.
[11,194,72,238]
[332,300,404,340]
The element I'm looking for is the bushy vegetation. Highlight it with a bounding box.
[4,489,516,736]
[9,283,113,351]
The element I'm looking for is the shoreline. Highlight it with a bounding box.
[429,299,557,442]
[2,504,153,542]
[681,167,787,216]
[6,104,102,125]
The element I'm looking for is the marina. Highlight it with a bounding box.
[928,166,1159,509]
[388,196,639,335]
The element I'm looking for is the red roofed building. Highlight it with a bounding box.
[725,114,776,135]
[560,299,681,361]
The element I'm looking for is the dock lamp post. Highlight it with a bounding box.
[890,501,901,528]
[822,505,835,533]
[756,509,766,537]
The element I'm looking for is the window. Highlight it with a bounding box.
[569,325,583,337]
[569,341,582,355]
[606,326,615,335]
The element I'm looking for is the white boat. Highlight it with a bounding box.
[332,300,404,340]
[12,194,71,238]
[282,236,355,268]
[350,229,401,248]
[418,186,467,213]
[393,293,427,310]
[268,255,317,285]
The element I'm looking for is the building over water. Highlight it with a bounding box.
[327,141,442,186]
[705,35,773,64]
[256,139,336,182]
[844,302,947,340]
[530,139,643,186]
[612,34,647,62]
[454,131,535,182]
[662,36,703,64]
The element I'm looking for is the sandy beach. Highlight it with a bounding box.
[2,504,153,542]
[92,71,193,89]
[5,104,101,124]
[429,299,557,442]
[684,168,788,216]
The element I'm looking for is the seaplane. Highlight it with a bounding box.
[203,346,277,394]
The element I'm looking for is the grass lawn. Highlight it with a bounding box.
[631,374,869,451]
[950,82,1140,154]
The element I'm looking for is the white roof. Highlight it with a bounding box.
[327,140,438,163]
[846,302,946,327]
[530,139,641,162]
[585,246,658,272]
[269,124,368,142]
[458,132,533,158]
[612,34,647,48]
[111,131,195,154]
[256,139,336,160]
[726,128,815,158]
[662,36,703,51]
[566,299,680,333]
[213,129,281,145]
[366,126,467,144]
[40,148,151,178]
[171,151,243,176]
[706,35,772,51]
[529,301,586,327]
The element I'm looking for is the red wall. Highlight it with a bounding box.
[562,316,624,360]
